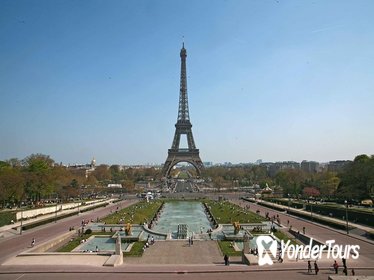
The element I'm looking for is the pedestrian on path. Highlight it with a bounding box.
[307,260,312,273]
[333,260,339,274]
[343,266,348,276]
[302,226,306,234]
[224,254,229,266]
[31,238,35,247]
[314,261,319,275]
[342,257,346,268]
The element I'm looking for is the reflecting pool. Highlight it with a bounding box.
[74,236,130,252]
[153,201,212,238]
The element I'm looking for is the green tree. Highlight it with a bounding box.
[23,154,55,201]
[338,154,374,201]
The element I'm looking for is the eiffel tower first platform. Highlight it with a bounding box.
[162,44,203,177]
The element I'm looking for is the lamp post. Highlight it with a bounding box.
[55,196,58,223]
[288,193,290,214]
[77,196,80,216]
[345,200,349,234]
[20,206,23,235]
[310,197,313,222]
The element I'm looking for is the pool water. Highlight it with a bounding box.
[75,236,129,252]
[153,201,212,238]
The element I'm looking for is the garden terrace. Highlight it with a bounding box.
[102,201,163,225]
[204,200,265,224]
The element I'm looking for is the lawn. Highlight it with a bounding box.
[205,200,265,224]
[57,231,111,252]
[102,201,163,225]
[0,211,16,227]
[272,230,300,246]
[217,240,242,256]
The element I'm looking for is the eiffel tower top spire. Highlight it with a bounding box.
[177,43,190,122]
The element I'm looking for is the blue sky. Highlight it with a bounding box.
[0,0,373,165]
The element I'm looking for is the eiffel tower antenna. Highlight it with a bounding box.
[162,44,203,177]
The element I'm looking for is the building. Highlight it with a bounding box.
[301,160,320,173]
[327,160,351,172]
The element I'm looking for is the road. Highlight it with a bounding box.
[234,198,374,268]
[0,270,374,280]
[0,199,138,265]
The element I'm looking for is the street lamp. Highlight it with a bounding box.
[20,206,23,235]
[55,196,58,223]
[345,200,349,234]
[309,197,313,222]
[288,193,290,213]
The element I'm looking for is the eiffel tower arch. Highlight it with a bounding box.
[162,44,203,177]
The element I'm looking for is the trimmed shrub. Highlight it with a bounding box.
[305,204,374,227]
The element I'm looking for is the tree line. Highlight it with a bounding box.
[201,154,373,202]
[1,153,372,207]
[0,154,158,208]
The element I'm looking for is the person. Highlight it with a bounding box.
[342,257,346,268]
[343,266,347,276]
[333,260,339,274]
[307,260,312,273]
[151,236,154,245]
[351,269,355,276]
[224,254,229,266]
[31,238,35,247]
[302,227,306,234]
[314,261,319,275]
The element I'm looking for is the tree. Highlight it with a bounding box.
[92,165,111,182]
[0,167,25,207]
[23,154,55,201]
[303,186,320,197]
[275,169,306,196]
[337,154,374,201]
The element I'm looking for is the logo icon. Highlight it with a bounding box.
[256,236,278,266]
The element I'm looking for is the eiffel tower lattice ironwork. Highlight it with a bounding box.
[162,44,203,177]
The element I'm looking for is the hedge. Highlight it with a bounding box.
[305,204,373,227]
[286,208,355,231]
[264,198,304,209]
[0,211,16,227]
[251,200,355,231]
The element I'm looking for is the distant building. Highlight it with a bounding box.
[67,157,96,178]
[301,160,319,173]
[327,160,351,172]
[264,161,300,177]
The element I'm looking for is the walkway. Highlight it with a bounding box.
[125,240,224,265]
[0,199,114,238]
[253,199,373,233]
[231,198,374,268]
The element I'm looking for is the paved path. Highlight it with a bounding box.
[232,198,374,268]
[254,199,373,233]
[125,240,224,264]
[0,199,138,266]
[0,269,374,280]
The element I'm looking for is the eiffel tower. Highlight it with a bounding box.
[162,44,203,177]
